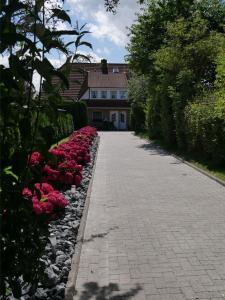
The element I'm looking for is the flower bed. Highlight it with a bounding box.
[24,126,97,217]
[2,126,98,300]
[31,137,99,299]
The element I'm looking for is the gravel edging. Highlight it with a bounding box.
[64,136,100,300]
[21,136,100,300]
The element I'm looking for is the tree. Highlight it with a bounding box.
[127,0,225,154]
[128,73,149,132]
[0,0,95,296]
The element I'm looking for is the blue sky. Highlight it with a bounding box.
[0,0,142,89]
[56,0,142,64]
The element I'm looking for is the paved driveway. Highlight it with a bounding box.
[73,132,225,300]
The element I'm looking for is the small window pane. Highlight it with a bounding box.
[111,113,116,122]
[110,91,117,99]
[101,91,107,99]
[120,113,125,123]
[91,90,98,99]
[119,91,127,99]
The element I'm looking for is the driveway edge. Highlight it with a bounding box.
[64,136,100,300]
[172,154,225,187]
[137,134,225,188]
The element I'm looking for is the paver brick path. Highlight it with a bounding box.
[73,132,225,300]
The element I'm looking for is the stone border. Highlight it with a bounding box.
[172,154,225,187]
[64,136,100,300]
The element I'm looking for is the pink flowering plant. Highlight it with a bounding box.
[1,125,97,297]
[24,126,97,215]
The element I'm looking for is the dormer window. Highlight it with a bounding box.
[91,90,98,99]
[110,91,117,99]
[113,67,119,73]
[101,90,107,99]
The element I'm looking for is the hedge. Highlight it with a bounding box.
[185,101,225,165]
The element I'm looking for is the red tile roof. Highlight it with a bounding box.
[52,62,129,101]
[87,71,128,88]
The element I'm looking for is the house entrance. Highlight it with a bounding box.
[110,111,126,130]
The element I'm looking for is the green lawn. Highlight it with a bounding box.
[136,131,225,184]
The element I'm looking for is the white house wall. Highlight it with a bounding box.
[80,87,127,100]
[81,89,90,99]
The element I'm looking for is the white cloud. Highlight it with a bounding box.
[77,50,102,62]
[96,47,111,56]
[67,0,141,47]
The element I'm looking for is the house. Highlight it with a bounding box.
[54,60,130,130]
[79,60,130,130]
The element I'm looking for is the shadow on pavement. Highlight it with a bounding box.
[137,142,168,156]
[82,226,119,244]
[75,282,142,300]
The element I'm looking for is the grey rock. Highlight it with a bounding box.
[45,266,58,287]
[56,255,66,266]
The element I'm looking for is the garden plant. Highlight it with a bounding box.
[127,0,225,167]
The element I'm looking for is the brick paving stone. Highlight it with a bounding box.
[73,132,225,300]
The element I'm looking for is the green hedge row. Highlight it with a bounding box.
[37,111,74,147]
[185,100,225,165]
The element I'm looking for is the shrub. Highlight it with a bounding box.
[185,101,225,165]
[69,101,88,130]
[1,126,97,297]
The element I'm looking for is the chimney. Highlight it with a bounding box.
[101,59,108,74]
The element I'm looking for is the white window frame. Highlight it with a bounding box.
[119,90,127,99]
[91,90,98,99]
[101,90,107,99]
[110,90,117,99]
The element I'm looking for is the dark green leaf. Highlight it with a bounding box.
[49,9,71,24]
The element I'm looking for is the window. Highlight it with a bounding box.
[113,67,119,73]
[119,90,127,99]
[111,113,116,122]
[92,111,102,121]
[110,91,117,99]
[91,90,98,99]
[101,90,107,99]
[120,113,125,123]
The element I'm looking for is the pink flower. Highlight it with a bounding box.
[74,174,82,186]
[22,188,32,198]
[29,151,42,167]
[64,172,74,185]
[42,165,60,181]
[34,182,54,195]
[40,202,54,214]
[47,191,68,208]
[33,203,43,215]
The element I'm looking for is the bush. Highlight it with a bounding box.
[69,101,88,130]
[185,101,225,165]
[1,126,97,297]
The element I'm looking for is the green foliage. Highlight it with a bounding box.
[69,101,88,130]
[127,0,225,162]
[0,0,92,296]
[128,74,149,132]
[185,100,225,164]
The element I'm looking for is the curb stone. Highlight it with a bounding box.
[64,136,100,300]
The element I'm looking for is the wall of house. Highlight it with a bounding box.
[87,108,130,129]
[81,88,128,100]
